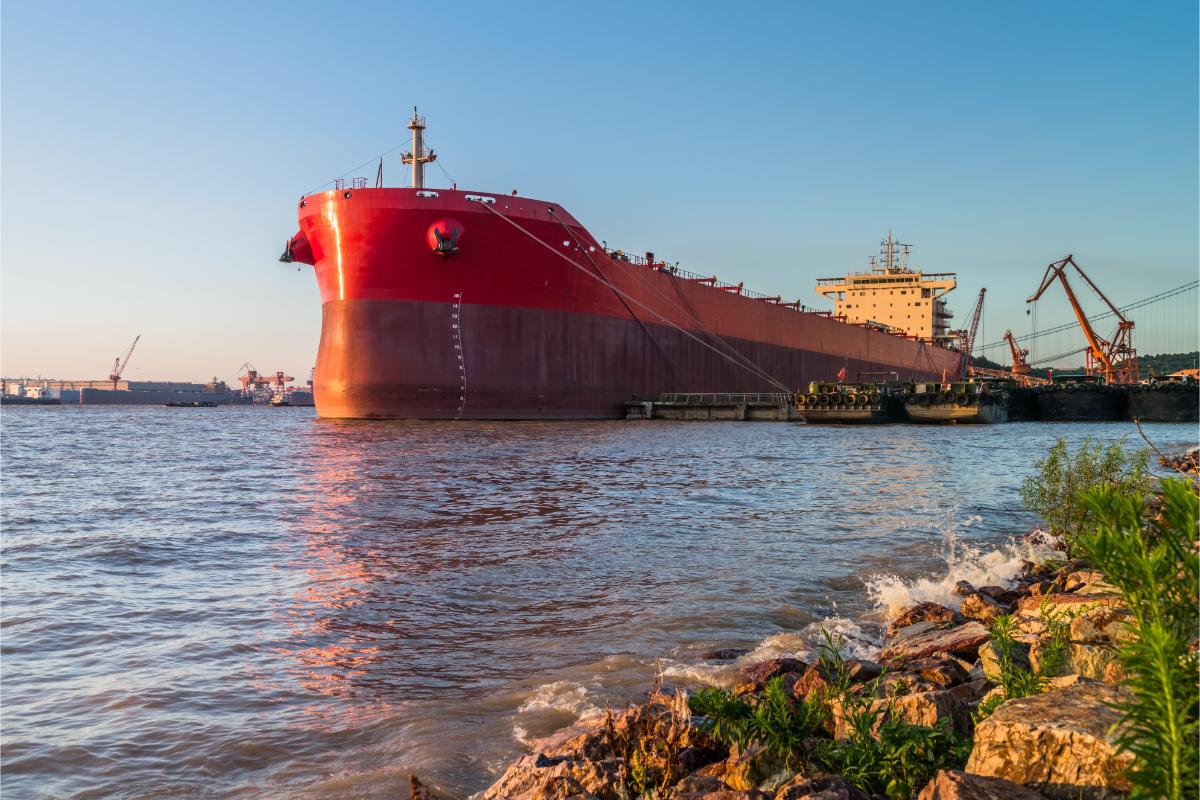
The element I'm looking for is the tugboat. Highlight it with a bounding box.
[794,380,907,423]
[905,380,1008,424]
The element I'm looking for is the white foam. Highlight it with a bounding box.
[516,680,597,715]
[866,523,1061,620]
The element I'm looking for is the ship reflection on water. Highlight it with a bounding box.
[258,417,1127,797]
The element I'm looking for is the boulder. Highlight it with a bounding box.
[916,769,1044,799]
[722,744,789,792]
[739,657,808,687]
[842,658,885,683]
[879,621,991,665]
[890,687,973,735]
[677,791,771,800]
[675,774,728,794]
[1069,607,1134,647]
[1067,643,1121,683]
[1016,592,1123,618]
[977,640,1028,683]
[481,754,623,800]
[965,683,1132,799]
[878,671,944,697]
[958,592,1007,625]
[904,655,970,688]
[945,678,992,708]
[1062,570,1106,592]
[887,602,963,634]
[953,580,977,596]
[774,773,869,799]
[792,664,836,701]
[977,585,1022,606]
[702,648,753,661]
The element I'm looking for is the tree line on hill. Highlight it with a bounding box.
[971,351,1198,380]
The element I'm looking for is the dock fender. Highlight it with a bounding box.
[280,231,315,265]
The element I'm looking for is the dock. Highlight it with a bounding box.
[625,393,800,421]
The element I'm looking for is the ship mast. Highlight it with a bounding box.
[401,107,437,189]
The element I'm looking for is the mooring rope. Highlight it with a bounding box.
[474,201,793,393]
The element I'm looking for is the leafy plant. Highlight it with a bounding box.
[974,602,1074,723]
[810,633,970,799]
[1073,478,1199,800]
[1018,436,1151,555]
[689,676,823,764]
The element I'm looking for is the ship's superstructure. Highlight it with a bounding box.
[815,232,956,341]
[282,114,963,419]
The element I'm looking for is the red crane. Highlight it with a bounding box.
[1004,329,1031,378]
[108,335,141,388]
[1026,255,1138,384]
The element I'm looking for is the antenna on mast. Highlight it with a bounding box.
[401,107,437,189]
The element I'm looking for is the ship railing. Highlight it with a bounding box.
[653,392,793,405]
[601,247,816,309]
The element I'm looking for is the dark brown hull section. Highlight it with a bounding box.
[316,300,958,420]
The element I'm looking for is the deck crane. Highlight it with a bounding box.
[108,335,141,388]
[957,288,986,378]
[1026,255,1138,384]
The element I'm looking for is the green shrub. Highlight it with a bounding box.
[974,602,1072,723]
[810,634,971,800]
[1018,436,1151,555]
[688,676,824,765]
[1074,478,1199,800]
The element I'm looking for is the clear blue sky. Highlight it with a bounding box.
[3,0,1196,381]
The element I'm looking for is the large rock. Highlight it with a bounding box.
[916,769,1044,799]
[905,655,970,687]
[977,585,1022,606]
[739,657,808,687]
[774,773,869,799]
[1016,592,1123,618]
[481,754,623,800]
[722,744,790,792]
[887,687,973,735]
[677,791,770,800]
[958,592,1008,626]
[966,683,1132,799]
[977,639,1030,683]
[1070,607,1134,647]
[879,621,991,664]
[887,602,963,634]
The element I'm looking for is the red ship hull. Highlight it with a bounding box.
[287,188,961,419]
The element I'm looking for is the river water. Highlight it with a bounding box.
[2,407,1193,799]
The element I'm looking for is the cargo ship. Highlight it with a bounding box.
[281,112,963,419]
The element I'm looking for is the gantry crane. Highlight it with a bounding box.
[1026,255,1138,384]
[108,335,141,388]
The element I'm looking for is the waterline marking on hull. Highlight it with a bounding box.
[452,292,466,420]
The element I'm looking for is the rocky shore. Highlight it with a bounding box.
[476,553,1141,800]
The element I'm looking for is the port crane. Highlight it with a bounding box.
[108,335,141,388]
[1026,255,1138,384]
[1004,330,1032,378]
[956,288,986,378]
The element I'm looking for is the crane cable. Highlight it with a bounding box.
[475,201,793,393]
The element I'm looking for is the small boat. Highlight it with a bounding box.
[794,380,907,424]
[164,401,218,408]
[904,380,1007,424]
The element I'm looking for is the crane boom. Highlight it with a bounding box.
[1003,329,1031,376]
[958,288,986,378]
[1026,255,1137,384]
[108,335,141,385]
